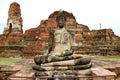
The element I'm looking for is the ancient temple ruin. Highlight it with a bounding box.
[24,10,119,55]
[0,2,119,57]
[0,2,23,46]
[0,2,24,57]
[4,2,23,35]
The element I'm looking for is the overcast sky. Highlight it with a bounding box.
[0,0,120,36]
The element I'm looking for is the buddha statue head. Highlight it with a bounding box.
[56,10,66,28]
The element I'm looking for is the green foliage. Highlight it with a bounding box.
[0,58,23,65]
[118,37,120,40]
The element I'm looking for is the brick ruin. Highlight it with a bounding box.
[4,2,23,34]
[1,2,23,45]
[0,2,24,57]
[0,2,120,57]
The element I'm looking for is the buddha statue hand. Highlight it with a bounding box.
[34,54,48,65]
[61,49,74,57]
[41,54,48,64]
[34,55,42,65]
[39,46,52,64]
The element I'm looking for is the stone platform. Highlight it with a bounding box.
[8,68,116,80]
[92,67,116,80]
[0,59,118,80]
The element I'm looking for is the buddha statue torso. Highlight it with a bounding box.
[50,28,73,56]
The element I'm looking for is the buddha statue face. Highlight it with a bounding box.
[56,13,66,28]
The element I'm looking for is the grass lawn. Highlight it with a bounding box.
[0,58,23,65]
[94,56,120,61]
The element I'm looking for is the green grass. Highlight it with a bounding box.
[0,58,23,65]
[95,56,120,61]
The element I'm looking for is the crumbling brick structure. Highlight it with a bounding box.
[0,2,119,57]
[4,2,23,35]
[23,10,119,55]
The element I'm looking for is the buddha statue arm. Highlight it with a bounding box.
[44,30,54,56]
[38,31,54,63]
[64,30,82,55]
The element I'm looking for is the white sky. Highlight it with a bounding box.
[0,0,120,36]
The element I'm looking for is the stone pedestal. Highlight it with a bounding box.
[33,55,92,80]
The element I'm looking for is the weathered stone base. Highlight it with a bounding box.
[92,67,116,80]
[33,63,92,71]
[35,68,92,76]
[0,59,117,80]
[34,68,116,80]
[9,69,34,80]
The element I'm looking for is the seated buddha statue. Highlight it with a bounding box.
[33,11,92,77]
[34,10,78,64]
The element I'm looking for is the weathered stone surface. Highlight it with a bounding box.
[40,56,91,67]
[92,67,116,80]
[4,2,23,35]
[33,63,92,71]
[35,69,92,76]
